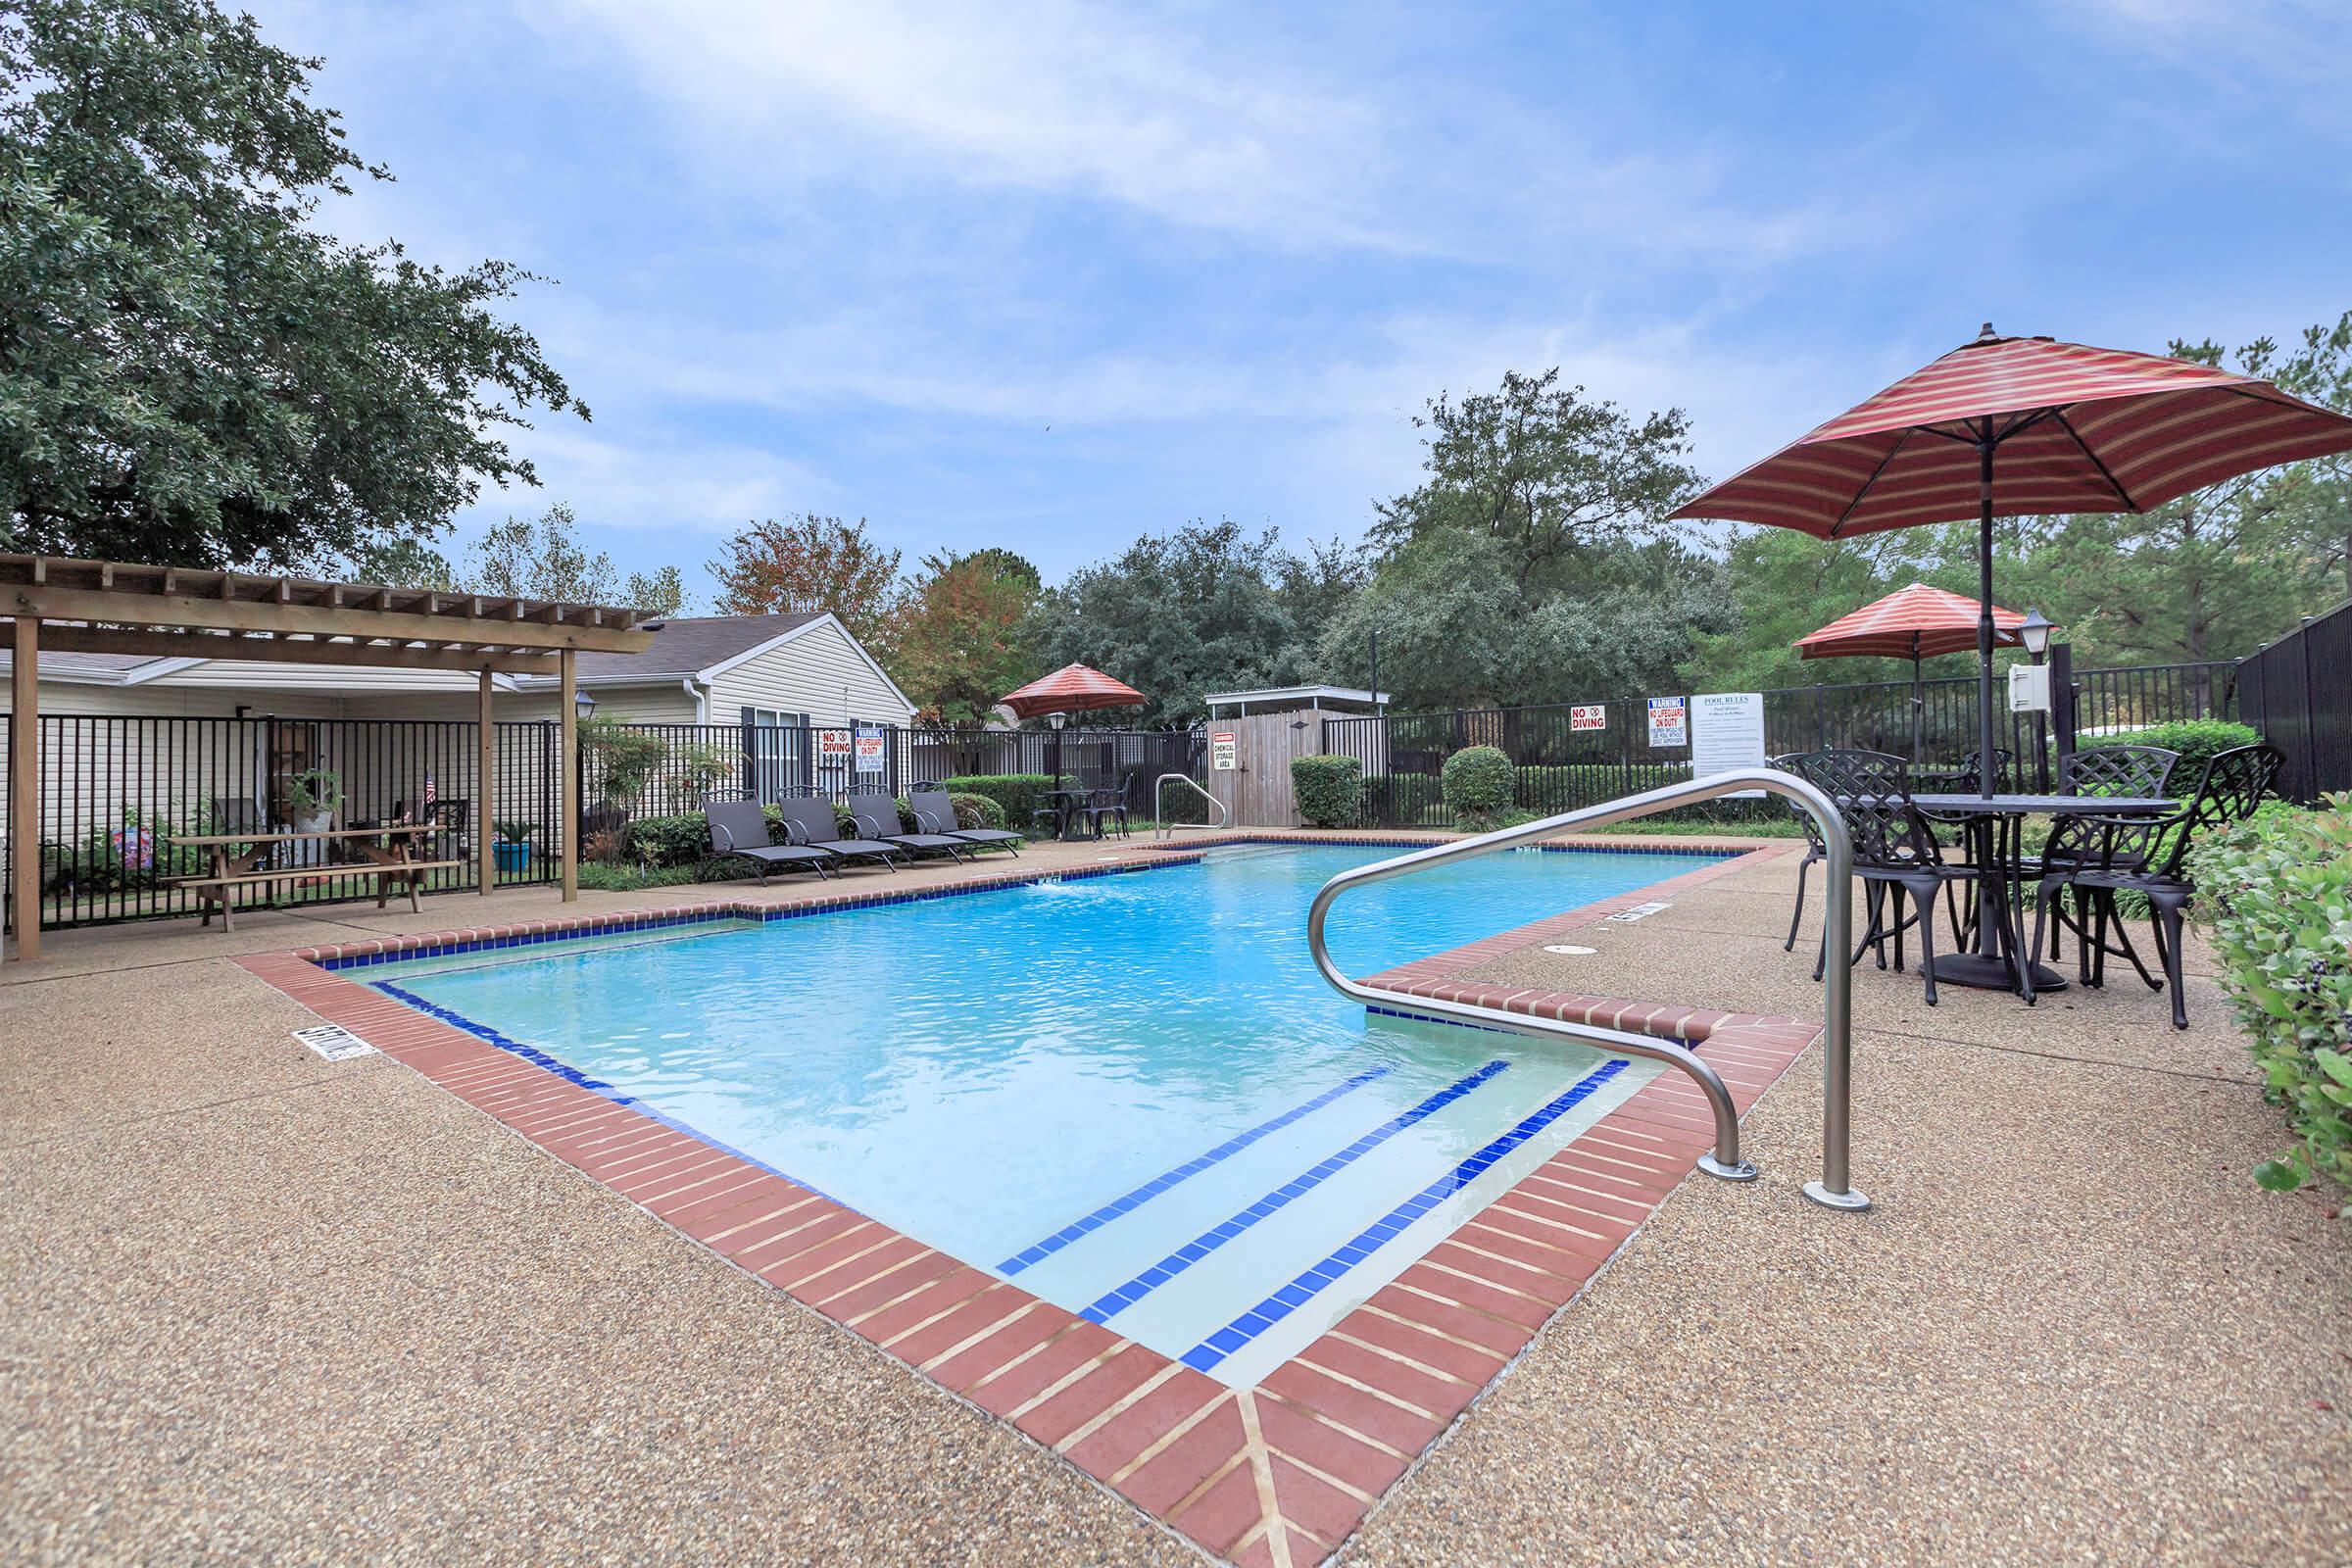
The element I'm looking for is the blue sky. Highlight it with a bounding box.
[252,0,2351,601]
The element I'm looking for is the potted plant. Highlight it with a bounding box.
[492,820,538,875]
[284,768,343,863]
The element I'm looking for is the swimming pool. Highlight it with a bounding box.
[366,842,1721,1387]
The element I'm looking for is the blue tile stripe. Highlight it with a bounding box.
[1077,1059,1510,1326]
[369,979,844,1206]
[1176,1057,1629,1374]
[997,1066,1395,1276]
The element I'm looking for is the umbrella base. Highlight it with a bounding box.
[1930,952,2069,993]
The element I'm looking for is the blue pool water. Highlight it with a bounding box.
[369,842,1717,1384]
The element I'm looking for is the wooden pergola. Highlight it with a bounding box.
[3,553,653,961]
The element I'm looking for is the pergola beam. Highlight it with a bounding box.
[6,584,644,655]
[36,624,563,675]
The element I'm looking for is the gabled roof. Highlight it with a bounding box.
[564,613,824,679]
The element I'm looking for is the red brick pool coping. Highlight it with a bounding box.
[236,835,1817,1568]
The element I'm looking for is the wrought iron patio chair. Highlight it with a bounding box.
[2030,744,2280,1029]
[2032,744,2180,961]
[1769,753,1829,952]
[1794,749,1983,1005]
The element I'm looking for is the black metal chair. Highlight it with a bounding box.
[1795,749,1982,1005]
[1918,747,2016,793]
[2031,744,2280,1029]
[1081,775,1134,839]
[1769,753,1829,953]
[2033,744,2180,961]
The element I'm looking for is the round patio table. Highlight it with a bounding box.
[1907,792,2176,993]
[1037,787,1095,841]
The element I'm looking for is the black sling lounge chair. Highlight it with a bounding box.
[848,792,972,863]
[774,796,903,872]
[703,795,834,884]
[906,789,1022,856]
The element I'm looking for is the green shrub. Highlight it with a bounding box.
[625,811,717,868]
[943,773,1057,830]
[1290,755,1364,828]
[1442,745,1516,830]
[949,791,1008,831]
[2188,794,2352,1195]
[2081,718,2263,782]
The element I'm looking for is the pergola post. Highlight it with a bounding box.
[10,614,38,961]
[477,668,495,897]
[559,648,578,903]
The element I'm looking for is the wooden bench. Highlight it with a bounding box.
[169,826,457,932]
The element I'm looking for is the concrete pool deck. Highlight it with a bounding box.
[3,830,2346,1564]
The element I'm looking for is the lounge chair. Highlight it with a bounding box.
[703,796,834,884]
[774,796,902,872]
[906,788,1022,857]
[847,792,972,863]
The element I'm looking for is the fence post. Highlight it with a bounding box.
[1812,683,1826,751]
[2298,615,2319,804]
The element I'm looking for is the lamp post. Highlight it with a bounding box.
[2019,608,2055,791]
[574,689,597,721]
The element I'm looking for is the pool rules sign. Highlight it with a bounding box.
[1690,692,1767,796]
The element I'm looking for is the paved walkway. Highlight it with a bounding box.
[2,833,2343,1564]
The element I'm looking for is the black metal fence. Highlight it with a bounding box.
[1324,660,2241,828]
[8,714,564,929]
[577,721,1203,826]
[2,714,1206,931]
[2237,601,2352,803]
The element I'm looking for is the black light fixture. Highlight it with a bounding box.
[574,689,597,720]
[2019,607,2056,661]
[1047,710,1067,730]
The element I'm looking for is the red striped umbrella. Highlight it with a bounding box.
[1797,583,2023,662]
[1676,324,2352,795]
[998,662,1145,719]
[1797,583,2028,761]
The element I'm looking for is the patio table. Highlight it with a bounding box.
[1904,792,2176,993]
[1036,787,1095,842]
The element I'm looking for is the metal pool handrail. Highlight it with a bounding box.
[1305,767,1866,1211]
[1154,773,1229,840]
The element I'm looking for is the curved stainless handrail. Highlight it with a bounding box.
[1306,766,1865,1210]
[1153,772,1229,840]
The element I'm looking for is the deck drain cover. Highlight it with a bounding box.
[293,1023,378,1062]
[1603,901,1670,923]
[1543,944,1598,956]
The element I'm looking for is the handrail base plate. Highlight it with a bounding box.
[1696,1153,1759,1183]
[1802,1181,1872,1211]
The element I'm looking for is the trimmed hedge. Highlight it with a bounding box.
[1442,745,1515,830]
[2082,718,2263,782]
[1291,754,1364,828]
[2190,794,2352,1195]
[949,791,1008,830]
[942,773,1057,831]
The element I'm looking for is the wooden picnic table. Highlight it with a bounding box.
[170,823,460,931]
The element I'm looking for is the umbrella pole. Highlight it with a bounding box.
[1975,437,1998,798]
[1910,646,1924,766]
